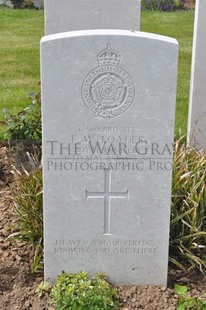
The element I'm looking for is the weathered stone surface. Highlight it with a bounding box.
[45,0,141,35]
[41,30,178,285]
[187,0,206,151]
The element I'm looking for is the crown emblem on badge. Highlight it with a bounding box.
[97,44,121,66]
[82,44,135,121]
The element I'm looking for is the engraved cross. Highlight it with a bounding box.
[86,170,129,235]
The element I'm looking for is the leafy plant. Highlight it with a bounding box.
[2,92,41,144]
[175,284,206,310]
[12,166,43,243]
[170,136,206,273]
[50,271,119,310]
[36,281,51,298]
[141,0,189,11]
[10,162,43,273]
[10,0,24,8]
[10,0,34,8]
[32,239,43,273]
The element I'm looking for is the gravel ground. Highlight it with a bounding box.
[0,146,205,310]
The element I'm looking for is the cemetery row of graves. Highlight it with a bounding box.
[0,1,205,309]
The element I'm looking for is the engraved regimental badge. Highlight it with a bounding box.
[82,44,135,121]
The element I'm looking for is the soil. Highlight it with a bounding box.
[0,146,205,310]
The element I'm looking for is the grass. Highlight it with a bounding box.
[141,11,194,137]
[0,7,44,127]
[170,136,206,273]
[0,7,194,138]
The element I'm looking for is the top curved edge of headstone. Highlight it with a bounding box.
[40,29,178,46]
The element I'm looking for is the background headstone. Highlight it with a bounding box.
[0,0,13,8]
[34,0,44,9]
[187,0,206,150]
[41,30,178,285]
[45,0,141,35]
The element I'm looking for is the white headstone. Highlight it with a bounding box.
[45,0,141,35]
[187,0,206,151]
[0,0,13,8]
[34,0,44,9]
[41,30,178,285]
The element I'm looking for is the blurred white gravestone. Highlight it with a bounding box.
[41,30,178,285]
[44,0,141,35]
[34,0,44,9]
[187,0,206,151]
[0,0,13,8]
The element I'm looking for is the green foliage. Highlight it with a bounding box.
[12,166,43,243]
[36,281,51,298]
[10,0,34,8]
[10,0,24,8]
[1,93,41,143]
[175,284,188,295]
[175,284,206,310]
[32,239,43,274]
[50,271,119,310]
[141,0,188,11]
[170,136,206,273]
[10,166,43,273]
